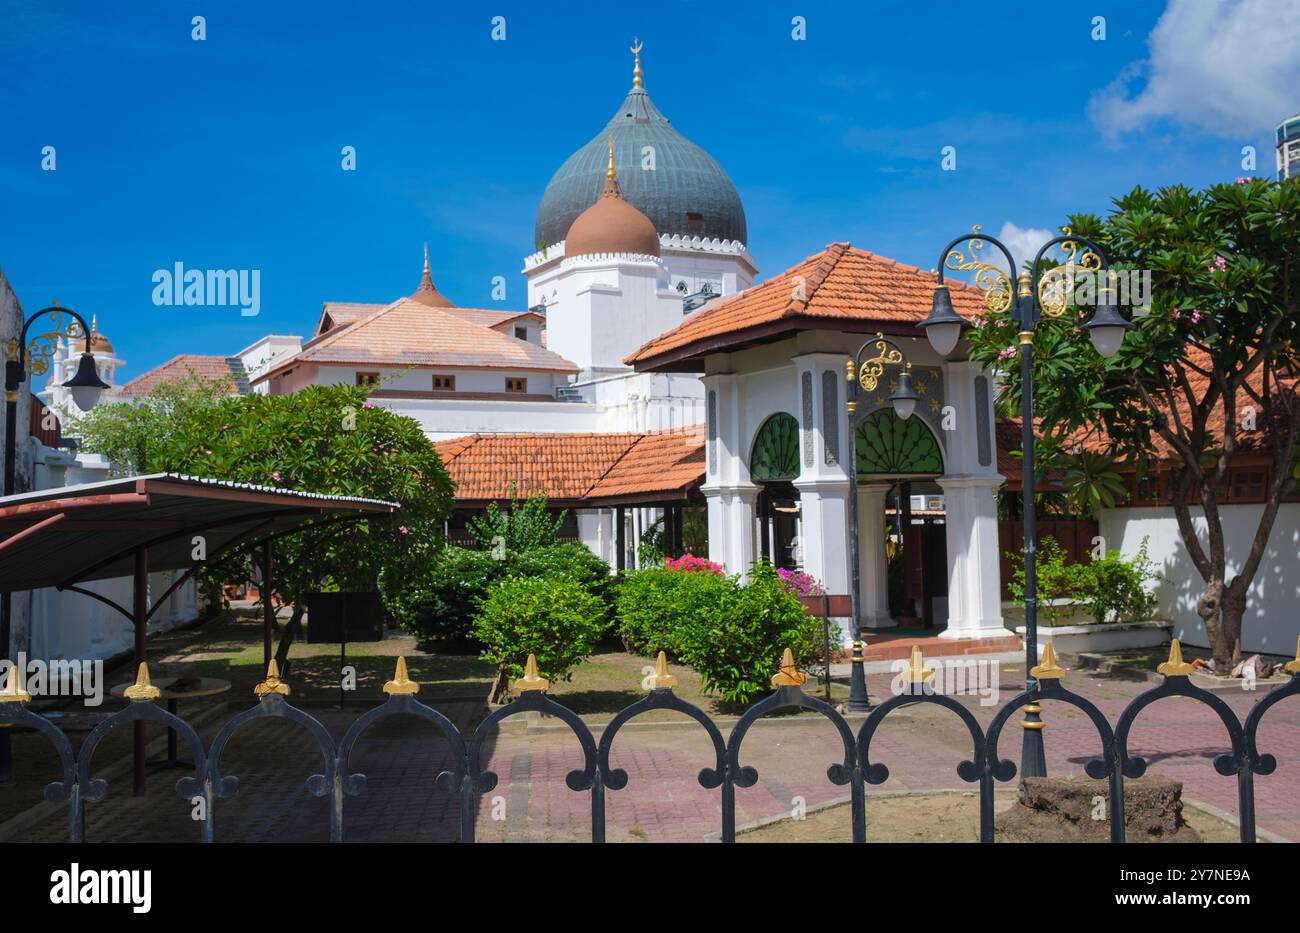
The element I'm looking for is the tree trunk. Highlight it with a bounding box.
[1197,579,1243,672]
[274,603,304,676]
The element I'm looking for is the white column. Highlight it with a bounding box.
[857,482,893,629]
[938,475,1007,639]
[705,485,758,577]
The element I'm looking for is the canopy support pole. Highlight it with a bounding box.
[133,547,147,797]
[262,541,273,669]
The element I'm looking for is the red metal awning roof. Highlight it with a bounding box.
[0,474,397,593]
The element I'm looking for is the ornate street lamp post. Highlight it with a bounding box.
[844,333,919,712]
[1,304,109,780]
[919,230,1131,777]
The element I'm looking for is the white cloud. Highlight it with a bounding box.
[1089,0,1300,140]
[994,222,1055,273]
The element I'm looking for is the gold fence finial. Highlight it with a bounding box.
[515,654,549,693]
[904,645,934,685]
[0,665,31,704]
[771,648,807,687]
[1030,643,1066,680]
[254,659,291,698]
[1285,637,1300,675]
[384,656,419,696]
[1156,639,1194,677]
[124,662,161,701]
[647,651,678,690]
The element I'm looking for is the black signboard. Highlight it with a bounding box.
[305,592,384,644]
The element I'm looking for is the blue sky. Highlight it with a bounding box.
[1,0,1296,382]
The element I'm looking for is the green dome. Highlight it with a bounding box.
[535,83,747,250]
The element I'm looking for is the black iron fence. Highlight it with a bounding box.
[0,641,1295,843]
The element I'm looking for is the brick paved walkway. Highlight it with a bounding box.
[9,666,1300,843]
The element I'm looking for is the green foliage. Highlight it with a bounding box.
[110,384,453,613]
[614,567,731,656]
[1081,539,1160,624]
[1006,536,1088,626]
[637,517,668,568]
[466,494,566,555]
[1059,451,1129,518]
[966,179,1299,660]
[395,542,614,643]
[388,546,503,642]
[473,575,607,684]
[72,372,232,474]
[615,561,821,707]
[1006,535,1160,625]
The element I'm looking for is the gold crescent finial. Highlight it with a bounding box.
[384,656,420,696]
[630,37,643,88]
[771,647,807,687]
[606,137,616,181]
[124,662,161,701]
[254,658,291,698]
[514,654,550,693]
[1156,639,1194,677]
[0,665,31,704]
[1030,643,1066,680]
[903,645,935,685]
[646,651,678,690]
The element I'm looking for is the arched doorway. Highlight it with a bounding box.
[750,413,801,570]
[855,409,947,629]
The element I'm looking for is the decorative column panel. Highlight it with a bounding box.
[792,354,853,643]
[936,359,1006,640]
[856,482,893,629]
[702,371,758,579]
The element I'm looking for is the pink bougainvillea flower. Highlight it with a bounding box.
[664,553,724,575]
[398,525,409,535]
[1235,177,1251,185]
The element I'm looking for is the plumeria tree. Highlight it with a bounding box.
[82,382,453,668]
[967,179,1300,670]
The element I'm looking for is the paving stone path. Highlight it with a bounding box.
[11,667,1300,843]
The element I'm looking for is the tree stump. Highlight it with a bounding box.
[994,776,1201,842]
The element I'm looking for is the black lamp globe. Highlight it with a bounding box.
[63,352,109,411]
[889,369,919,420]
[1081,292,1132,359]
[921,285,966,357]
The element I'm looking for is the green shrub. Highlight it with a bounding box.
[615,568,731,656]
[396,542,615,642]
[677,561,822,708]
[1006,535,1160,625]
[473,575,607,683]
[511,542,615,615]
[1006,536,1089,625]
[392,547,504,642]
[1079,538,1160,623]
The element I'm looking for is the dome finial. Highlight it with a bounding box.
[422,242,429,276]
[630,37,643,88]
[606,137,616,181]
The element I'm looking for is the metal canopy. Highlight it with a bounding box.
[0,473,397,593]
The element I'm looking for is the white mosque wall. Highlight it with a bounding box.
[272,363,571,399]
[1098,502,1300,657]
[237,334,301,392]
[539,255,688,373]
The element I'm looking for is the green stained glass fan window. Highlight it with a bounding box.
[855,409,943,475]
[750,413,801,480]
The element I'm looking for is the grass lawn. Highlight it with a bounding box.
[545,644,850,723]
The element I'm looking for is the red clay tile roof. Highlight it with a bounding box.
[119,355,245,397]
[259,298,577,384]
[435,426,705,505]
[627,242,987,370]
